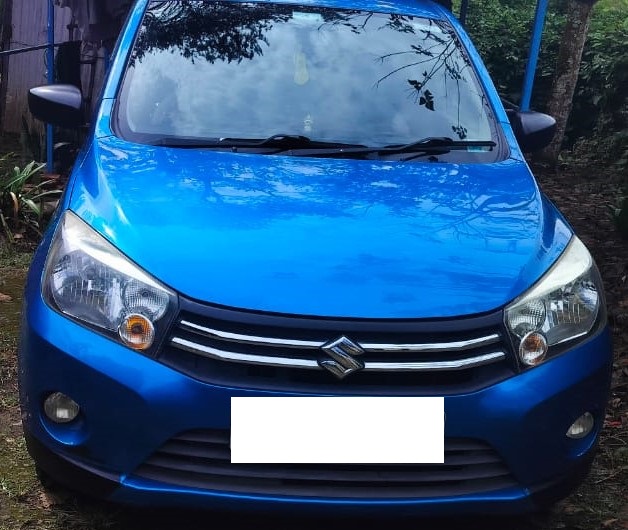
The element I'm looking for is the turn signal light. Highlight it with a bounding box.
[118,314,155,350]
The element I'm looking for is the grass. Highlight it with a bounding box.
[0,275,48,529]
[0,246,33,269]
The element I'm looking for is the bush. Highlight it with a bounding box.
[573,0,628,164]
[457,0,565,108]
[457,0,628,164]
[0,157,61,244]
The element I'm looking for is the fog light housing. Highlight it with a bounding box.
[566,412,595,439]
[43,392,80,424]
[518,331,548,366]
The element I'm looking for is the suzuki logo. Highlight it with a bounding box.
[319,336,365,379]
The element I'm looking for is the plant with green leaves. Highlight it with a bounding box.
[0,158,61,243]
[573,0,628,166]
[454,0,565,106]
[456,0,627,162]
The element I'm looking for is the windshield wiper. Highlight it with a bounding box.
[148,134,495,160]
[284,137,496,159]
[392,137,496,161]
[220,134,368,150]
[149,134,367,150]
[385,137,496,153]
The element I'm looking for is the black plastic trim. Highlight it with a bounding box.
[176,296,506,334]
[24,431,120,499]
[133,429,518,499]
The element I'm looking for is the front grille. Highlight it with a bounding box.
[132,429,518,498]
[159,303,515,393]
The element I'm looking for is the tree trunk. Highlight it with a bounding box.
[537,0,596,167]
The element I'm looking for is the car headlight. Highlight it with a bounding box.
[505,236,604,367]
[43,210,177,351]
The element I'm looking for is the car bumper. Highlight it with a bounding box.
[19,277,612,515]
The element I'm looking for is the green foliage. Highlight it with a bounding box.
[0,156,60,244]
[457,0,628,165]
[573,0,628,165]
[456,0,565,106]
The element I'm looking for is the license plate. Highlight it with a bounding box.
[231,396,444,464]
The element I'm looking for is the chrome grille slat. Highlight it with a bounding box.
[179,319,501,353]
[170,336,506,372]
[180,320,323,349]
[162,308,514,390]
[171,337,321,369]
[364,352,506,371]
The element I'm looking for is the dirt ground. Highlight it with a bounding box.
[0,161,626,530]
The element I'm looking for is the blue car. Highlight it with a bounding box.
[20,0,612,515]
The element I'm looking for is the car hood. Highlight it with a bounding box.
[68,137,571,319]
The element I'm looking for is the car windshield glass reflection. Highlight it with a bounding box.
[116,1,499,159]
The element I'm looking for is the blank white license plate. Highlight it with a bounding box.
[230,396,444,464]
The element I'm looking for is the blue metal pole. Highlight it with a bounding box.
[46,0,55,172]
[520,0,549,111]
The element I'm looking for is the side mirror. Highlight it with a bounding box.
[28,84,84,128]
[507,109,556,153]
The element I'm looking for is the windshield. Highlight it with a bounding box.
[115,1,502,160]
